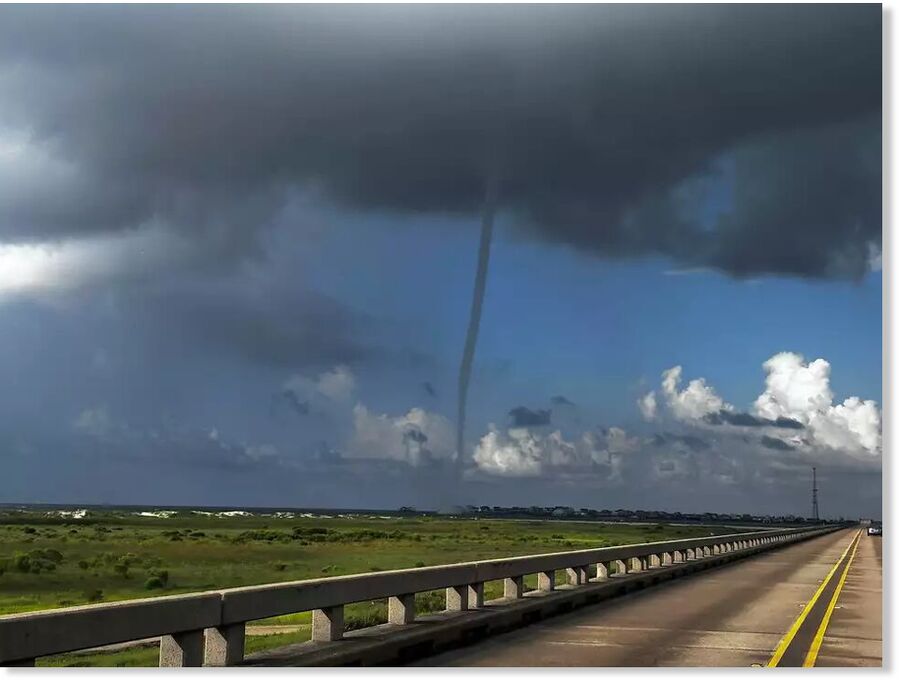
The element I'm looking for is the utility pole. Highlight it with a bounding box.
[812,467,820,522]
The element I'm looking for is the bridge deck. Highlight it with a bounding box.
[814,530,882,666]
[417,529,881,667]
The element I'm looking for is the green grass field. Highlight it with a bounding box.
[0,509,731,666]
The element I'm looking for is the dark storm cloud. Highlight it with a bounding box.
[508,406,552,428]
[0,4,880,279]
[703,410,804,430]
[403,427,428,446]
[770,417,805,430]
[314,442,342,463]
[131,283,375,369]
[401,426,443,465]
[651,432,711,452]
[760,435,796,452]
[277,389,310,417]
[71,414,283,473]
[550,395,575,407]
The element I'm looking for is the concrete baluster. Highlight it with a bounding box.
[468,582,485,608]
[446,585,469,611]
[160,630,205,667]
[538,570,556,591]
[566,566,588,585]
[595,562,609,580]
[388,593,416,624]
[504,576,524,599]
[204,623,245,667]
[312,606,344,641]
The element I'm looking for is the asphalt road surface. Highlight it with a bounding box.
[419,528,881,667]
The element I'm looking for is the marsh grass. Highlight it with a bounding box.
[1,511,729,666]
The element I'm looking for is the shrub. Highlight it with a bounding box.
[233,530,289,544]
[41,549,64,563]
[414,561,426,568]
[85,589,104,602]
[113,563,130,578]
[77,560,89,571]
[119,553,140,566]
[96,552,117,566]
[144,576,165,590]
[149,569,169,586]
[13,552,31,572]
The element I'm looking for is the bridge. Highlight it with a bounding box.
[0,524,880,667]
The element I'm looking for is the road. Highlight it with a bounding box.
[419,528,881,667]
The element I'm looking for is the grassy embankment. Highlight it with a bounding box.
[0,510,729,666]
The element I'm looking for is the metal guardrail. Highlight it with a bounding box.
[0,525,841,666]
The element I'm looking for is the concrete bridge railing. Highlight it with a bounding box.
[0,525,840,666]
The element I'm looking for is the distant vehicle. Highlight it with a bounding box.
[868,524,882,536]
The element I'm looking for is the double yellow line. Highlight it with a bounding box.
[766,530,862,667]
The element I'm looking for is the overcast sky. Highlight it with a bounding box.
[0,4,882,518]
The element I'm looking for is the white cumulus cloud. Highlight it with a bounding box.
[659,365,732,421]
[638,391,658,421]
[348,404,455,465]
[472,426,546,477]
[642,353,881,463]
[0,224,199,300]
[754,352,833,421]
[283,365,356,405]
[753,352,880,455]
[472,425,639,478]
